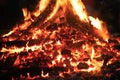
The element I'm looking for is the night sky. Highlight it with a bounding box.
[0,0,23,29]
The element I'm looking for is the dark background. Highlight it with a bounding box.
[94,0,120,35]
[0,0,120,35]
[0,0,23,29]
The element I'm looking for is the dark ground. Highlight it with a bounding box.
[0,0,120,35]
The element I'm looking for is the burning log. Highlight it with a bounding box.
[0,39,43,48]
[61,48,71,56]
[77,62,89,69]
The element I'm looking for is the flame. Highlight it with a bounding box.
[46,0,67,21]
[2,0,110,41]
[69,0,109,41]
[22,8,31,21]
[22,0,50,19]
[33,0,50,17]
[69,0,88,22]
[2,30,14,37]
[89,16,109,41]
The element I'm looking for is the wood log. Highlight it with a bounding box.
[0,39,43,49]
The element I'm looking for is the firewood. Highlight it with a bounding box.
[77,62,89,69]
[0,39,43,48]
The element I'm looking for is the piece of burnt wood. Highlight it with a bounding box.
[0,65,67,80]
[66,41,85,49]
[108,39,119,44]
[62,71,104,80]
[101,61,120,75]
[61,48,71,56]
[107,61,120,70]
[0,39,43,49]
[77,62,89,69]
[5,54,17,66]
[0,67,42,79]
[113,44,120,51]
[49,67,67,76]
[46,23,58,31]
[101,50,116,66]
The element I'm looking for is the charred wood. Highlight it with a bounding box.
[0,39,43,49]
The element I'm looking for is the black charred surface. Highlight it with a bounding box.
[0,39,43,49]
[77,62,89,69]
[46,23,58,31]
[61,49,71,56]
[113,44,120,51]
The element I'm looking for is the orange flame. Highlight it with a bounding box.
[69,0,109,41]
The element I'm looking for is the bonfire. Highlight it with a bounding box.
[0,0,120,80]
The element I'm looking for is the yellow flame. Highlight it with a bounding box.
[39,0,50,13]
[33,0,50,17]
[2,30,14,37]
[89,16,109,41]
[89,17,103,31]
[46,0,67,21]
[1,47,24,53]
[69,0,88,22]
[22,8,31,21]
[91,48,95,60]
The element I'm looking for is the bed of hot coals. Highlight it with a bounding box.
[0,22,120,80]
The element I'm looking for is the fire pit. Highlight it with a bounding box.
[0,0,120,80]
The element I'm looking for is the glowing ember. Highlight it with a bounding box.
[0,0,120,79]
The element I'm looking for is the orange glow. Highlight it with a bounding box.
[41,70,49,78]
[59,72,64,78]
